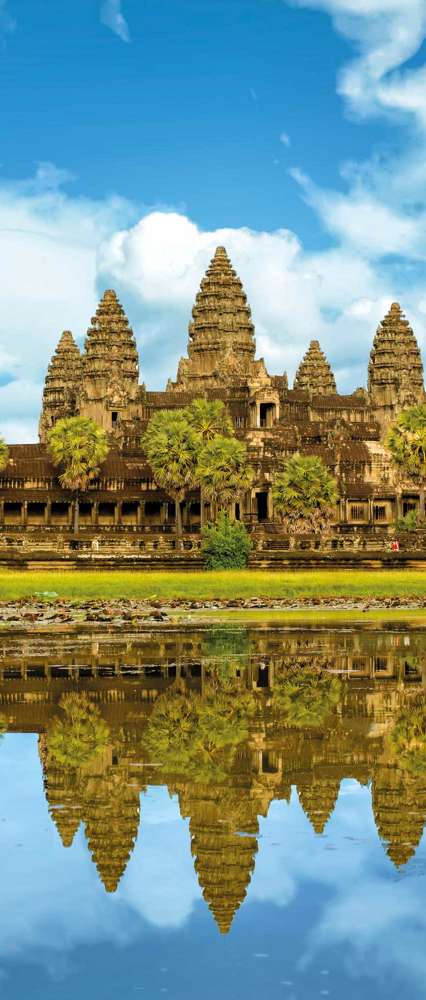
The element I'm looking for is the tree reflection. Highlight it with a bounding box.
[46,692,110,769]
[143,680,255,783]
[270,665,341,728]
[389,697,426,775]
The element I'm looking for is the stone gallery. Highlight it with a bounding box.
[0,246,425,563]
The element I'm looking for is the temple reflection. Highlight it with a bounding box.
[0,624,425,932]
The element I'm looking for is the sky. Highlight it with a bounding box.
[1,1,426,440]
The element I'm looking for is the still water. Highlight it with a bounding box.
[0,621,425,999]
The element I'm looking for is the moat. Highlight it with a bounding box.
[0,621,425,999]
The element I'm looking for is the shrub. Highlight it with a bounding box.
[396,510,418,532]
[201,511,252,569]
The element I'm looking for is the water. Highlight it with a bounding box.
[0,622,425,999]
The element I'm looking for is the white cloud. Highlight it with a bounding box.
[280,131,291,147]
[291,1,426,125]
[0,162,135,442]
[100,0,130,43]
[98,208,412,394]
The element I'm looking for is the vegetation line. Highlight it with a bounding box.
[0,569,425,601]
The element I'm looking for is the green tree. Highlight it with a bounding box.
[272,453,338,534]
[387,405,426,520]
[46,692,110,769]
[186,398,233,441]
[196,435,253,519]
[186,399,234,526]
[202,510,252,569]
[0,437,9,472]
[47,416,109,534]
[141,409,199,542]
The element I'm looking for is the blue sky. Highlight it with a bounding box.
[1,0,426,439]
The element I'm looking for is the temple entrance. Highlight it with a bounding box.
[259,402,275,428]
[256,492,269,522]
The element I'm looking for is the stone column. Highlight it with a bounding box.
[267,490,273,520]
[67,503,73,529]
[137,501,144,528]
[21,501,27,528]
[44,499,51,527]
[114,501,122,527]
[368,498,374,525]
[0,500,4,527]
[91,502,99,527]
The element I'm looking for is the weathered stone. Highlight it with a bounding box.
[294,340,337,395]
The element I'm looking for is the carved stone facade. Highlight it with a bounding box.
[1,246,426,557]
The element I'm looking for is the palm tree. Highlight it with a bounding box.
[47,416,109,534]
[186,399,234,526]
[387,405,426,520]
[0,437,9,472]
[141,410,199,543]
[196,435,253,520]
[272,453,338,534]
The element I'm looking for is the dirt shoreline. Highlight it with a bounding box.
[0,594,425,633]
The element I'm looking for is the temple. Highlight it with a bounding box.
[1,246,426,565]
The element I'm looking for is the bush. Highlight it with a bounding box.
[396,509,418,532]
[202,511,252,569]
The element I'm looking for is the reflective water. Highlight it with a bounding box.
[0,622,425,999]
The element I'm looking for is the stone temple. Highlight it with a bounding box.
[0,245,425,565]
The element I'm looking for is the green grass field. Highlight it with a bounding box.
[0,569,424,601]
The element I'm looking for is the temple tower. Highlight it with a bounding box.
[39,735,82,847]
[293,340,336,395]
[297,771,341,834]
[172,246,258,390]
[39,331,82,443]
[372,763,426,867]
[368,303,425,428]
[178,783,258,934]
[81,290,140,440]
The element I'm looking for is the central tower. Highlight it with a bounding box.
[171,246,257,390]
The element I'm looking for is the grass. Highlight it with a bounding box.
[0,569,424,602]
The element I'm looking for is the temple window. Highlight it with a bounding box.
[350,504,366,521]
[111,411,119,426]
[374,656,390,672]
[373,504,386,522]
[403,500,417,516]
[261,751,279,774]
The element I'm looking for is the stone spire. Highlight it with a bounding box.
[368,303,425,426]
[39,330,82,442]
[293,340,337,395]
[172,246,257,390]
[81,290,140,436]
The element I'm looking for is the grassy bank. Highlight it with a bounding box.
[0,569,424,601]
